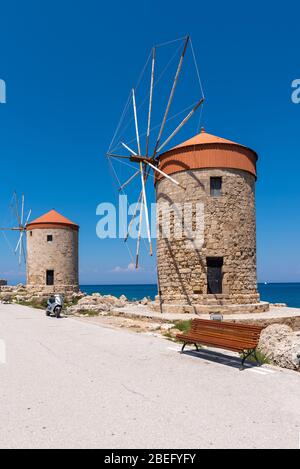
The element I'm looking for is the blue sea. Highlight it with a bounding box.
[80,283,300,308]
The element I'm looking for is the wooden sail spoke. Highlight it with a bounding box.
[145,160,184,189]
[132,89,141,156]
[121,142,137,156]
[152,36,189,159]
[146,47,156,157]
[106,152,133,160]
[156,98,204,155]
[118,169,140,192]
[140,162,152,256]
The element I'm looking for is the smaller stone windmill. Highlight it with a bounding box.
[1,202,79,294]
[25,209,79,293]
[0,192,32,265]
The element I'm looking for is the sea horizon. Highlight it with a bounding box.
[80,282,300,308]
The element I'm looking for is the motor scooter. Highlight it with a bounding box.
[46,294,63,318]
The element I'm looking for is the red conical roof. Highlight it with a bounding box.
[157,128,258,180]
[27,210,78,230]
[168,128,256,157]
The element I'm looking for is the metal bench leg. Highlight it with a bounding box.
[240,349,260,370]
[240,350,253,371]
[240,354,245,371]
[181,342,199,353]
[254,349,262,367]
[181,342,187,353]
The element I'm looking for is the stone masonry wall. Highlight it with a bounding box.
[26,227,79,292]
[156,168,259,307]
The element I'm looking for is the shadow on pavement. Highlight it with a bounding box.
[181,347,260,370]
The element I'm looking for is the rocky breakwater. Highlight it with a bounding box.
[0,285,151,314]
[0,284,29,303]
[66,293,129,315]
[0,284,84,307]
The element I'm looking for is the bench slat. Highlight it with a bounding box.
[187,327,261,341]
[185,329,259,342]
[178,333,257,351]
[189,318,263,332]
[180,340,249,353]
[190,324,261,337]
[189,320,263,332]
[179,331,258,346]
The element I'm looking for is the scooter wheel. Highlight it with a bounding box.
[55,307,61,318]
[46,311,50,316]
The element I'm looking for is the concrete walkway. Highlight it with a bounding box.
[0,303,300,449]
[115,303,300,323]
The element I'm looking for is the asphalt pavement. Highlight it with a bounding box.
[0,303,299,449]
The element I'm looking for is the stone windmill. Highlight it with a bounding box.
[106,36,265,314]
[25,209,79,294]
[0,198,79,294]
[154,128,265,313]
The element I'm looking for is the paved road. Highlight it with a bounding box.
[0,304,299,449]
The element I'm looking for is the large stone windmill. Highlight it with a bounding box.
[106,36,267,314]
[154,128,268,314]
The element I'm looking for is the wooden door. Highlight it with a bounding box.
[207,258,223,294]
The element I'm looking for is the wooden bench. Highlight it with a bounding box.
[177,318,265,370]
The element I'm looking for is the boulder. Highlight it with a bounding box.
[71,292,85,301]
[78,295,100,305]
[168,328,182,338]
[0,292,15,303]
[147,323,162,331]
[101,294,126,308]
[258,324,300,371]
[14,295,28,302]
[102,294,123,306]
[114,300,126,308]
[67,302,111,315]
[1,286,14,292]
[160,323,175,331]
[66,293,116,315]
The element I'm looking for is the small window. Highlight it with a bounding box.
[47,235,53,242]
[210,177,222,197]
[30,231,32,236]
[46,270,54,286]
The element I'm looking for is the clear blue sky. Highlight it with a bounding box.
[0,0,299,285]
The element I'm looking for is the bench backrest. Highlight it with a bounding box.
[189,318,264,346]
